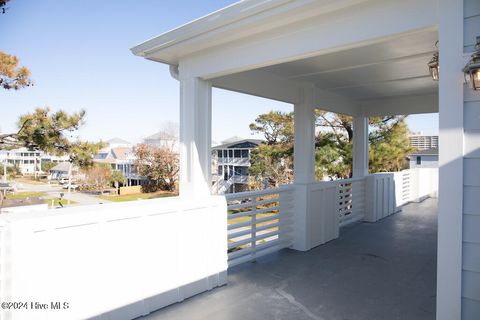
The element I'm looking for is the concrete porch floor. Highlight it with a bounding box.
[141,198,437,320]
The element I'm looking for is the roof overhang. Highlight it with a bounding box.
[132,0,439,116]
[130,0,371,65]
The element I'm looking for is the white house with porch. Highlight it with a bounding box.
[211,137,261,194]
[0,1,478,320]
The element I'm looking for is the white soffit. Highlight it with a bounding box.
[256,29,439,100]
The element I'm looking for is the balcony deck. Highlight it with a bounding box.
[141,198,437,320]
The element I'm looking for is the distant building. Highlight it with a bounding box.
[93,138,143,186]
[409,134,438,150]
[0,148,69,175]
[408,148,438,169]
[105,137,132,149]
[211,137,262,194]
[143,131,178,152]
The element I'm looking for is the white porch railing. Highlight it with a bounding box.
[218,158,250,166]
[337,177,366,227]
[226,185,295,267]
[224,168,439,266]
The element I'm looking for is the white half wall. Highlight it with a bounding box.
[0,196,227,320]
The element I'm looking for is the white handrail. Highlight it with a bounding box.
[226,185,294,267]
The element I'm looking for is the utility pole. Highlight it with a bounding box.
[68,161,72,193]
[3,159,7,182]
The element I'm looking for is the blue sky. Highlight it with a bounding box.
[1,0,437,144]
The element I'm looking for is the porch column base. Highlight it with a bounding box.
[291,182,339,251]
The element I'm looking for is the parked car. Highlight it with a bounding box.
[62,184,79,190]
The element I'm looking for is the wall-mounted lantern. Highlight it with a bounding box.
[463,36,480,91]
[428,41,439,81]
[428,52,439,81]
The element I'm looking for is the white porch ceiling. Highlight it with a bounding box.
[257,29,439,101]
[211,28,439,116]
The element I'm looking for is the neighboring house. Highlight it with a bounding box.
[409,134,439,150]
[143,131,178,152]
[105,137,133,149]
[93,139,143,186]
[408,148,438,169]
[0,148,69,175]
[48,162,80,181]
[211,137,261,194]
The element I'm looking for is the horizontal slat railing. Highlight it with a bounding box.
[226,185,295,267]
[337,177,366,227]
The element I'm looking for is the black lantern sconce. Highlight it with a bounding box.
[463,36,480,91]
[428,41,439,81]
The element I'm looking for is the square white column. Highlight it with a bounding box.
[179,77,212,199]
[294,88,315,184]
[292,87,315,251]
[352,116,368,177]
[437,0,465,319]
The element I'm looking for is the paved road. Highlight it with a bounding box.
[13,182,111,206]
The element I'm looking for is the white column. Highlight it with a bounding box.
[437,0,464,319]
[179,77,212,199]
[292,88,315,251]
[352,116,368,177]
[294,88,315,184]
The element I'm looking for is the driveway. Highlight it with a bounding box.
[13,181,111,206]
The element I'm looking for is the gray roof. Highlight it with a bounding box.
[144,131,177,141]
[107,137,131,144]
[50,162,72,172]
[212,138,263,150]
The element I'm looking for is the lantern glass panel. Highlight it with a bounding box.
[430,66,439,81]
[473,69,480,90]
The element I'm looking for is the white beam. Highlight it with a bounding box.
[314,88,361,116]
[180,0,437,79]
[437,0,464,319]
[179,76,212,199]
[211,70,361,114]
[352,116,368,177]
[361,93,438,117]
[210,70,302,104]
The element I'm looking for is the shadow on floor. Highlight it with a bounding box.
[140,198,437,320]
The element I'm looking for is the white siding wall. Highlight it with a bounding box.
[463,0,480,317]
[409,155,439,169]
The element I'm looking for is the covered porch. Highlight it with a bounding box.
[2,0,476,319]
[142,198,437,320]
[129,0,448,318]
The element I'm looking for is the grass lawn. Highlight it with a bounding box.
[228,212,278,226]
[97,191,177,202]
[5,191,46,199]
[46,198,77,208]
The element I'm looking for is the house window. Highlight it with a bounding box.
[416,156,421,165]
[223,150,227,158]
[217,150,222,158]
[228,150,233,158]
[234,150,241,158]
[241,150,248,158]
